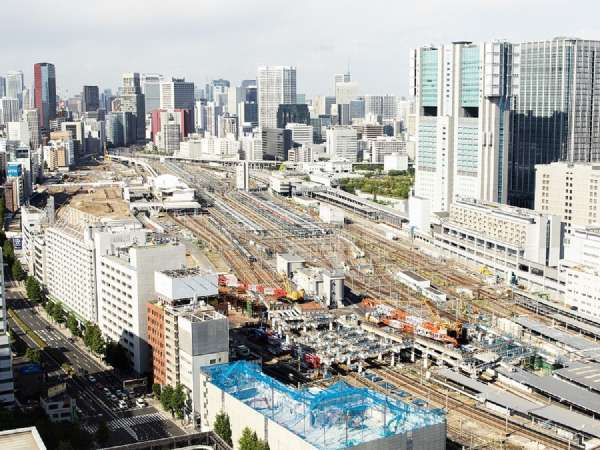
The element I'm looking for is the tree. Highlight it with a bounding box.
[214,411,233,446]
[152,383,162,399]
[104,341,130,370]
[25,348,42,364]
[66,313,79,337]
[95,420,110,447]
[11,260,25,281]
[83,322,105,355]
[160,385,174,415]
[51,302,66,323]
[238,427,259,450]
[3,240,14,264]
[171,383,187,420]
[26,276,43,303]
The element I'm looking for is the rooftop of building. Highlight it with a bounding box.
[452,196,551,222]
[161,267,216,278]
[0,427,47,450]
[203,361,445,450]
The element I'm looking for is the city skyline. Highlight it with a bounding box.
[1,0,598,97]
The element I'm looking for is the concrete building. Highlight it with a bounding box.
[23,109,40,150]
[98,241,186,374]
[0,252,14,409]
[200,361,446,449]
[431,197,563,294]
[257,66,296,129]
[147,267,227,421]
[335,81,359,105]
[364,95,398,123]
[45,189,141,324]
[160,78,195,132]
[535,162,600,235]
[285,122,313,147]
[410,41,513,213]
[6,71,24,108]
[384,152,409,172]
[0,97,19,124]
[106,111,136,147]
[0,427,46,450]
[326,127,358,162]
[561,226,600,317]
[370,136,406,163]
[120,72,146,141]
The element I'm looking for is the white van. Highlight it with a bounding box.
[136,398,147,408]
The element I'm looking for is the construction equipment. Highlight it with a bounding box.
[479,265,492,276]
[281,274,305,302]
[362,298,462,347]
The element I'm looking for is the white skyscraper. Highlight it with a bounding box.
[410,41,513,213]
[257,66,296,129]
[6,71,24,108]
[0,98,20,124]
[285,123,313,147]
[160,78,195,131]
[335,81,359,105]
[326,127,358,162]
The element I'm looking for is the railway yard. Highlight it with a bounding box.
[124,156,600,449]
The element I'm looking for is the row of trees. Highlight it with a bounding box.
[43,306,131,371]
[213,412,269,450]
[0,233,25,281]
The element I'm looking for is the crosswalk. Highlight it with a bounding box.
[82,413,170,434]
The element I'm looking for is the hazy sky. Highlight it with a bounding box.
[1,0,598,99]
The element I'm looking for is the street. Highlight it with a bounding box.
[7,284,186,447]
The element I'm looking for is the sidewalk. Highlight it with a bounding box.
[146,396,196,433]
[33,301,113,373]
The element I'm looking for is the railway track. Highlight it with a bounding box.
[371,367,573,450]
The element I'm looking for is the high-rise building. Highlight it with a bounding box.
[23,109,40,150]
[0,98,19,124]
[257,66,296,129]
[6,71,24,108]
[0,77,5,98]
[33,63,57,129]
[410,41,513,213]
[106,112,136,147]
[160,78,195,131]
[98,242,186,374]
[82,85,100,112]
[335,81,359,105]
[141,73,162,113]
[276,104,310,129]
[364,95,398,123]
[0,251,14,408]
[326,126,358,162]
[535,162,600,235]
[285,123,313,147]
[508,38,600,208]
[261,128,292,161]
[120,72,146,141]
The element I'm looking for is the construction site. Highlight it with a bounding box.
[107,155,600,450]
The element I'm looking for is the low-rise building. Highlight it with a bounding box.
[147,267,227,423]
[431,197,564,295]
[561,226,600,317]
[535,162,600,235]
[200,361,446,449]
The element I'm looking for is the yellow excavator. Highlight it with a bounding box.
[280,274,305,302]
